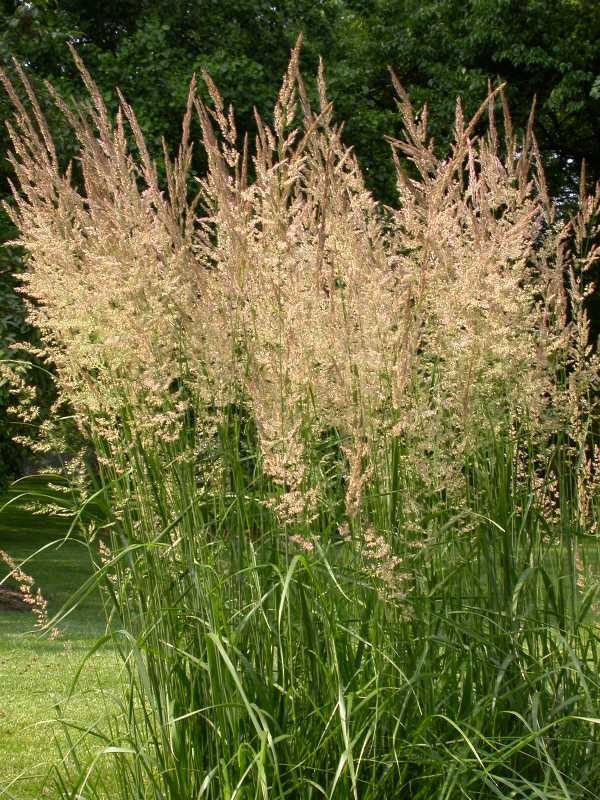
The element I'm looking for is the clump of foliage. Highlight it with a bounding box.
[0,230,31,485]
[0,226,58,487]
[3,41,600,798]
[2,0,599,204]
[2,1,599,477]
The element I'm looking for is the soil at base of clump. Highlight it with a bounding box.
[0,587,28,612]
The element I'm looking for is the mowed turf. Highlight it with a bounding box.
[0,481,119,799]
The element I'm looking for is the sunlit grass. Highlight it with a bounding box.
[0,503,120,800]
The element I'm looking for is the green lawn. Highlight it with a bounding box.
[0,483,119,800]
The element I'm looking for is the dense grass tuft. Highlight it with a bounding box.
[2,40,600,798]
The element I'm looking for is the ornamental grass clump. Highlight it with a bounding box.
[3,40,600,798]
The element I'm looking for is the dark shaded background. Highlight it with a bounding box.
[1,0,599,482]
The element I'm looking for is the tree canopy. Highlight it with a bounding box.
[1,0,598,204]
[1,0,599,480]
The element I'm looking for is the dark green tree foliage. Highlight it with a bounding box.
[345,0,600,202]
[0,0,599,482]
[0,244,27,483]
[1,0,599,203]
